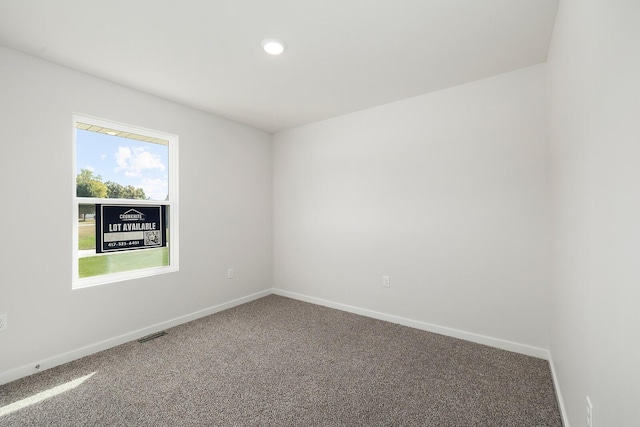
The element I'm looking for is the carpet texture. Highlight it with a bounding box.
[0,295,562,426]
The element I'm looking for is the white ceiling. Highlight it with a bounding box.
[0,0,558,133]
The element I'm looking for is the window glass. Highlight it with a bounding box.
[73,116,178,288]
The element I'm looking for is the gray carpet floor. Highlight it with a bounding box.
[0,295,562,426]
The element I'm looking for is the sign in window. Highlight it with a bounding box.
[96,205,166,253]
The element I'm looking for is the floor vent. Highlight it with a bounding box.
[137,331,167,343]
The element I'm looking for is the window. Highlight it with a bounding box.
[72,115,178,288]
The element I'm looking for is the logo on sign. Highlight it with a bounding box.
[119,209,145,221]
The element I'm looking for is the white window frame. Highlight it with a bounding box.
[72,114,179,289]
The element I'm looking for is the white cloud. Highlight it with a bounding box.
[100,153,107,161]
[114,146,165,178]
[141,177,169,201]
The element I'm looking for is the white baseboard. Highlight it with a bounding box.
[272,288,549,360]
[547,353,571,427]
[0,289,271,386]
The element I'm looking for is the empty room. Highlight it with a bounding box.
[0,0,638,426]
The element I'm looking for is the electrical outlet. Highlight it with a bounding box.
[586,396,593,427]
[227,268,234,279]
[382,275,390,288]
[0,313,7,331]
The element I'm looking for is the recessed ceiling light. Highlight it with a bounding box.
[261,38,286,55]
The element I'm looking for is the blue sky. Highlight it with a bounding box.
[76,130,169,201]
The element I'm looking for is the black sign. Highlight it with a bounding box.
[96,205,166,253]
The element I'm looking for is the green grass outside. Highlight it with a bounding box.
[79,247,169,278]
[78,219,96,250]
[77,219,170,278]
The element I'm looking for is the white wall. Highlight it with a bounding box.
[548,0,640,425]
[0,46,272,380]
[273,65,550,352]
